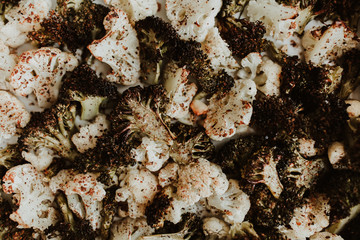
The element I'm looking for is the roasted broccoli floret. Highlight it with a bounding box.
[100,187,118,239]
[0,144,24,170]
[218,0,249,17]
[135,16,234,93]
[338,49,360,99]
[317,170,360,223]
[28,0,109,53]
[169,123,215,164]
[19,102,78,167]
[217,17,267,59]
[60,64,118,120]
[276,0,317,8]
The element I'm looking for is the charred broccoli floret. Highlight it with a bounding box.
[100,187,118,239]
[28,0,109,53]
[170,123,215,164]
[135,16,234,93]
[60,64,118,120]
[218,0,249,17]
[19,102,78,162]
[217,17,267,59]
[0,144,24,170]
[338,49,360,99]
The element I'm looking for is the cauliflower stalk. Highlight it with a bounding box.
[110,217,155,240]
[166,0,222,42]
[105,0,158,21]
[116,167,158,218]
[201,27,240,75]
[204,79,257,141]
[207,179,251,224]
[302,21,360,66]
[88,9,141,85]
[0,0,51,48]
[9,47,78,109]
[2,164,58,230]
[0,90,31,141]
[131,137,170,172]
[50,170,106,230]
[163,64,197,123]
[71,114,109,153]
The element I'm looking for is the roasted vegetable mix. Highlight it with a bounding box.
[0,0,359,239]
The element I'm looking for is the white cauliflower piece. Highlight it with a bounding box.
[177,158,229,205]
[202,217,230,239]
[201,27,240,74]
[238,52,262,80]
[116,167,158,218]
[110,217,155,240]
[247,0,305,40]
[158,162,179,188]
[204,79,257,141]
[302,22,360,66]
[346,99,360,118]
[71,114,109,153]
[310,232,344,240]
[253,57,282,96]
[163,64,197,122]
[0,0,51,48]
[166,0,221,42]
[131,136,170,172]
[327,141,346,166]
[0,41,17,90]
[88,9,140,85]
[279,194,330,239]
[50,170,106,230]
[9,47,78,109]
[22,147,54,171]
[207,179,251,224]
[2,164,57,230]
[297,138,319,158]
[0,90,31,140]
[105,0,158,21]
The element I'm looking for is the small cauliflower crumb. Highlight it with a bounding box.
[328,141,346,166]
[166,0,222,42]
[116,167,158,218]
[297,138,319,158]
[9,47,78,109]
[0,90,31,140]
[88,9,141,85]
[105,0,158,21]
[71,114,109,153]
[2,164,57,230]
[202,217,230,239]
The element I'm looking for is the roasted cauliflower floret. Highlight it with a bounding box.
[105,0,157,21]
[8,47,78,109]
[202,217,230,239]
[0,90,30,141]
[0,0,51,48]
[0,41,17,90]
[165,0,222,42]
[88,9,141,85]
[110,217,155,240]
[203,79,257,141]
[253,57,282,96]
[115,167,159,218]
[302,21,360,66]
[2,164,57,230]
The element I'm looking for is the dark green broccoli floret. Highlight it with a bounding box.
[276,0,317,8]
[100,187,118,239]
[170,123,215,164]
[218,0,249,17]
[60,64,118,120]
[338,49,360,99]
[135,16,234,93]
[19,102,78,161]
[317,170,360,223]
[0,144,25,170]
[217,17,268,59]
[28,0,109,53]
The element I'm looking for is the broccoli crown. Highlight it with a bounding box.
[218,0,249,17]
[135,16,234,93]
[19,102,77,160]
[28,0,109,53]
[317,170,360,223]
[0,144,25,170]
[217,17,268,59]
[145,187,173,229]
[60,64,118,120]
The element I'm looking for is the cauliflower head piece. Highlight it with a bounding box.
[88,9,141,85]
[204,79,257,141]
[9,47,78,109]
[0,41,17,90]
[0,0,51,48]
[105,0,158,21]
[166,0,222,42]
[0,90,31,140]
[2,164,57,230]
